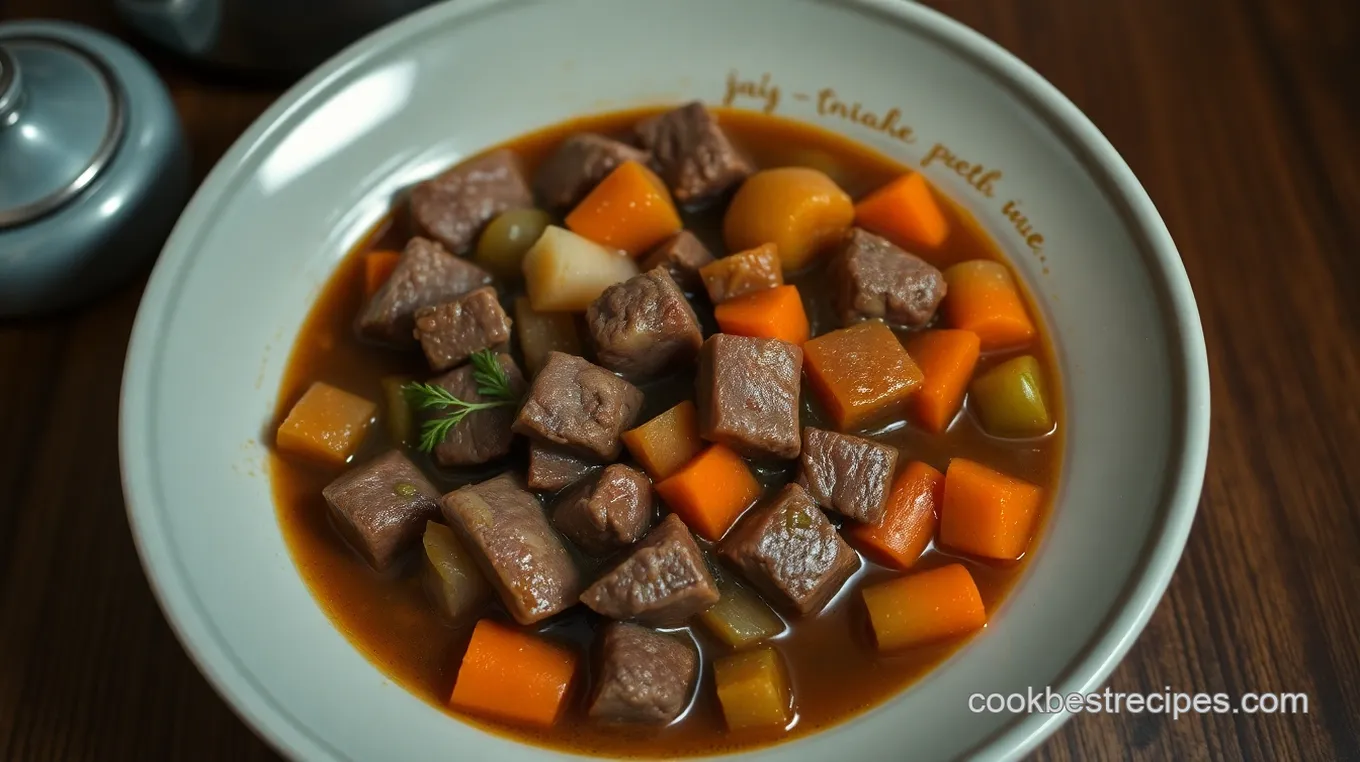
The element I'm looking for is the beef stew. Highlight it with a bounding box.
[271,104,1062,757]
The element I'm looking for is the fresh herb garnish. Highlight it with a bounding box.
[403,349,520,453]
[468,349,518,403]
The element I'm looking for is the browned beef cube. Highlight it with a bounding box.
[534,133,651,210]
[587,268,703,378]
[409,148,534,255]
[580,513,720,625]
[796,427,899,523]
[640,231,714,292]
[321,449,440,571]
[440,473,582,625]
[635,102,753,204]
[589,623,697,725]
[830,228,947,327]
[513,352,644,460]
[553,464,653,556]
[356,237,493,345]
[526,442,599,493]
[413,287,513,372]
[696,334,802,460]
[425,353,526,467]
[719,483,859,617]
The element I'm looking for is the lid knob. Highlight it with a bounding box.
[0,21,187,317]
[0,46,21,124]
[0,35,126,229]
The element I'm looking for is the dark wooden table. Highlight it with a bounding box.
[1,0,1356,759]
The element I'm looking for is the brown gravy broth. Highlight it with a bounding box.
[269,107,1063,757]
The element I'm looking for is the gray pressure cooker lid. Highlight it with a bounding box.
[0,35,127,228]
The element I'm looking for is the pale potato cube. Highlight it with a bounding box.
[522,226,640,312]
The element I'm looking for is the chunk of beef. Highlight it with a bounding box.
[321,449,440,571]
[409,148,534,255]
[356,237,493,345]
[440,473,582,624]
[580,513,720,625]
[534,133,651,210]
[634,102,753,204]
[589,623,697,725]
[413,287,513,372]
[796,427,899,523]
[719,483,859,616]
[640,231,715,292]
[553,464,653,556]
[696,334,802,460]
[425,353,526,467]
[526,442,599,493]
[830,228,946,327]
[587,267,703,378]
[513,352,644,460]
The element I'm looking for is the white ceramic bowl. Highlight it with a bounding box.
[120,1,1210,759]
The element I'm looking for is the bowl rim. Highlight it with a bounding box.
[119,0,1211,759]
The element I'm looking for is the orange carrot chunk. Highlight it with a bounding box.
[862,563,986,651]
[938,458,1043,561]
[276,381,376,466]
[904,329,982,433]
[448,619,577,728]
[846,461,944,570]
[714,284,811,346]
[802,320,924,431]
[854,172,949,250]
[363,250,402,299]
[621,400,704,481]
[565,160,682,256]
[941,260,1036,351]
[655,444,761,541]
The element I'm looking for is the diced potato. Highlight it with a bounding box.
[723,167,854,272]
[713,647,793,731]
[421,521,491,622]
[276,381,375,466]
[802,321,924,431]
[522,225,640,311]
[969,355,1052,437]
[476,209,552,281]
[782,147,854,190]
[698,243,784,304]
[700,575,785,649]
[620,400,703,480]
[380,375,413,445]
[514,297,583,376]
[862,563,986,651]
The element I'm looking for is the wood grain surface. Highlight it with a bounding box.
[1,0,1355,759]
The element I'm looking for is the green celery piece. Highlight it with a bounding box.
[700,575,785,649]
[380,375,414,445]
[970,355,1052,437]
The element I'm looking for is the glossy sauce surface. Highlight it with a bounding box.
[270,108,1063,757]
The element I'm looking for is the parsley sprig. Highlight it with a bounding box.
[403,349,520,453]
